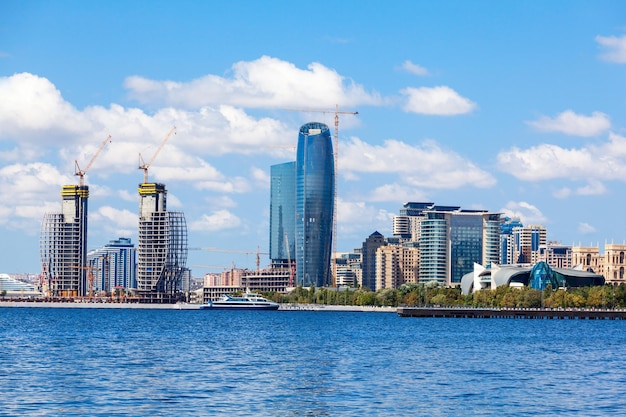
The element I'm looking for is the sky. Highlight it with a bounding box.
[1,1,626,275]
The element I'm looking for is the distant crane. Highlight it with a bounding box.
[74,134,111,186]
[68,264,96,299]
[285,105,358,286]
[284,233,295,287]
[138,126,176,184]
[191,247,269,273]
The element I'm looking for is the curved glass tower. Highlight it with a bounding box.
[296,122,335,287]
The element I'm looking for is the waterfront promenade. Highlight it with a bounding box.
[397,306,626,320]
[0,300,396,312]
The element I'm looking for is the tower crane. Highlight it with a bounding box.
[74,134,112,186]
[285,105,358,286]
[68,264,96,299]
[191,247,269,273]
[138,126,176,184]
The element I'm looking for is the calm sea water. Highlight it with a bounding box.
[1,308,625,416]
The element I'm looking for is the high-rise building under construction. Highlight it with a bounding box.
[40,185,89,297]
[136,182,188,302]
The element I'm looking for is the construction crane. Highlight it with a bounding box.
[285,105,358,286]
[138,126,176,183]
[68,264,96,299]
[191,247,269,273]
[284,233,295,287]
[74,134,111,186]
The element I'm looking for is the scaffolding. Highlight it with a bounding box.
[39,185,89,298]
[137,183,188,303]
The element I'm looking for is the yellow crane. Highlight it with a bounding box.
[285,105,358,286]
[138,126,176,183]
[74,134,111,186]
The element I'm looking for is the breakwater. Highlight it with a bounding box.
[397,306,626,319]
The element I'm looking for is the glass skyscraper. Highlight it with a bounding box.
[420,208,502,285]
[269,161,296,263]
[295,122,335,287]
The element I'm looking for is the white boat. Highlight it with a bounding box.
[200,291,280,310]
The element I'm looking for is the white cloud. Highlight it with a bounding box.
[400,86,476,115]
[575,181,607,196]
[497,132,626,182]
[399,60,429,76]
[578,222,596,234]
[340,137,495,189]
[93,206,137,229]
[337,199,393,237]
[553,187,571,199]
[500,201,548,225]
[596,34,626,63]
[0,73,296,169]
[366,183,429,203]
[250,167,270,189]
[190,210,242,232]
[124,55,383,109]
[0,73,90,142]
[526,110,610,137]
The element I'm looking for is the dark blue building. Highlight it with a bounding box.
[295,122,335,287]
[269,161,296,264]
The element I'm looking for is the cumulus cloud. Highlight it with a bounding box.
[124,55,383,109]
[93,206,137,229]
[366,183,429,203]
[500,201,548,225]
[0,73,295,163]
[250,167,270,189]
[596,34,626,63]
[340,137,495,189]
[526,110,611,137]
[337,199,393,237]
[399,60,429,76]
[578,222,597,234]
[190,210,242,232]
[497,132,626,182]
[400,86,476,115]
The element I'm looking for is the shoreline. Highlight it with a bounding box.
[0,300,397,312]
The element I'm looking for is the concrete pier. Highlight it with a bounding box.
[397,306,626,320]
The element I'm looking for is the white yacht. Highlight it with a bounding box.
[200,291,280,310]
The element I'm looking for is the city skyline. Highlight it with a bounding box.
[1,2,626,274]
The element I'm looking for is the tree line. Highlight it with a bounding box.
[264,282,626,309]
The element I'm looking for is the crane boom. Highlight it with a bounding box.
[75,134,112,186]
[139,126,176,183]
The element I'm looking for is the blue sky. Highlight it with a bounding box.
[1,1,626,275]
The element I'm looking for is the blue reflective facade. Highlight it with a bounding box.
[296,122,335,287]
[269,162,296,262]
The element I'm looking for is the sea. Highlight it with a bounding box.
[1,308,625,416]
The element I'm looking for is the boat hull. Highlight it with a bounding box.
[200,303,279,310]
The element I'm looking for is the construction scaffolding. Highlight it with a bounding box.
[137,183,188,303]
[39,185,89,298]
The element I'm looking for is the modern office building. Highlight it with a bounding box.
[269,161,296,272]
[392,202,434,241]
[87,237,137,295]
[137,182,188,303]
[419,208,502,285]
[513,224,547,264]
[375,244,419,290]
[361,231,386,290]
[537,242,572,269]
[500,217,524,265]
[40,185,90,297]
[295,122,335,287]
